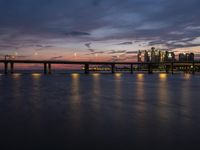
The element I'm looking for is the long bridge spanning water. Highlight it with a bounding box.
[0,59,200,74]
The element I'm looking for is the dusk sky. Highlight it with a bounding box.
[1,0,200,61]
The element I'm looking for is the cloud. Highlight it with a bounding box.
[108,50,127,54]
[50,56,63,60]
[0,0,200,55]
[116,42,133,45]
[85,43,91,48]
[126,51,138,54]
[65,31,90,36]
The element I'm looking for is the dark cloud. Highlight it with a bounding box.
[0,0,200,52]
[65,31,90,36]
[126,51,138,54]
[50,56,63,60]
[88,49,95,52]
[108,50,127,54]
[116,42,133,45]
[85,43,91,48]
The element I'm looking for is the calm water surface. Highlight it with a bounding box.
[0,73,200,150]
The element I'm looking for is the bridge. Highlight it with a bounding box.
[0,59,199,74]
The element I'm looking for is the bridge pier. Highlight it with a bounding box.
[111,64,115,74]
[10,62,14,74]
[44,63,47,74]
[130,64,133,74]
[48,63,51,74]
[84,64,89,74]
[4,62,8,74]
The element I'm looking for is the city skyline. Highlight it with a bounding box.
[0,0,200,62]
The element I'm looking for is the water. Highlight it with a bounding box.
[0,73,200,150]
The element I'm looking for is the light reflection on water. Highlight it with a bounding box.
[0,73,200,149]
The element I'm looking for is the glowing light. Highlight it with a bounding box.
[92,73,100,77]
[13,73,21,77]
[183,74,191,80]
[115,73,122,78]
[71,73,80,78]
[15,52,18,56]
[74,53,77,57]
[137,73,144,80]
[32,73,41,78]
[34,52,38,56]
[159,73,167,81]
[95,53,98,57]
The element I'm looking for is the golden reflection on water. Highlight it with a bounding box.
[70,73,82,132]
[159,73,167,81]
[137,73,144,81]
[92,73,100,77]
[157,73,170,123]
[12,73,22,78]
[114,73,124,125]
[92,73,101,113]
[115,73,122,79]
[70,73,81,111]
[183,74,191,80]
[12,73,22,112]
[71,73,80,78]
[135,73,146,126]
[32,73,41,79]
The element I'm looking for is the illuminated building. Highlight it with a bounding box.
[137,50,142,62]
[144,50,150,62]
[179,53,194,62]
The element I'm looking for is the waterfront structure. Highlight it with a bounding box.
[0,59,198,75]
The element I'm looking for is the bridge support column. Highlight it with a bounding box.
[148,64,153,74]
[10,62,14,74]
[84,64,89,74]
[48,63,51,74]
[111,64,115,74]
[130,64,133,74]
[4,62,8,74]
[44,63,47,74]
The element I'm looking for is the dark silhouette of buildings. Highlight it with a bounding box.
[179,53,194,62]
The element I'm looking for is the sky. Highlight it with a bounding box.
[1,0,200,62]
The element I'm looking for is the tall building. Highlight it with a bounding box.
[137,50,142,62]
[144,50,150,62]
[179,53,194,62]
[150,47,156,62]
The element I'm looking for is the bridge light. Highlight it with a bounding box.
[15,52,18,56]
